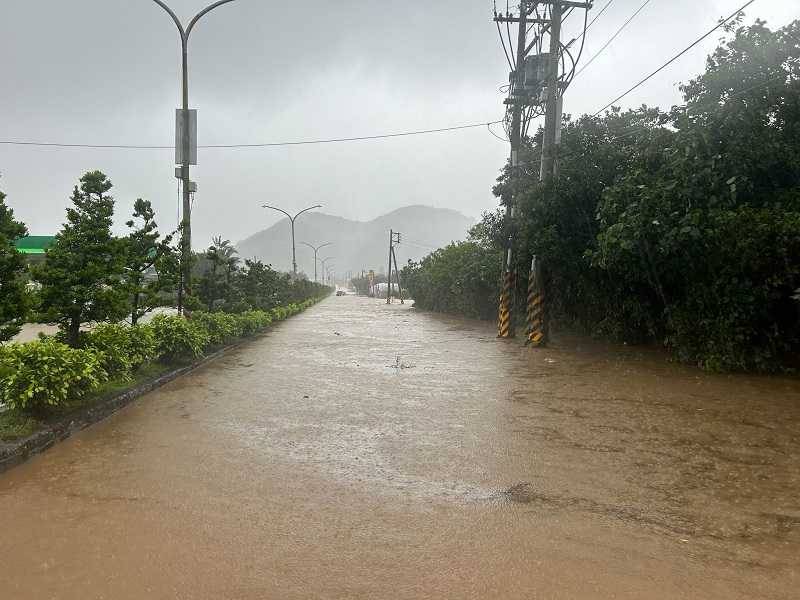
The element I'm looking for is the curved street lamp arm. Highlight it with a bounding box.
[317,242,332,252]
[262,205,293,221]
[293,204,323,221]
[299,242,317,252]
[187,0,239,38]
[150,0,186,38]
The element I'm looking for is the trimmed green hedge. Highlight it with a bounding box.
[0,295,326,417]
[0,338,108,414]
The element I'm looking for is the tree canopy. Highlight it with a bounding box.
[0,188,29,342]
[34,171,128,347]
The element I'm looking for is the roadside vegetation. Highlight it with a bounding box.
[404,20,800,371]
[0,171,329,441]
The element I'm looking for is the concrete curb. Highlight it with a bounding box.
[0,327,267,475]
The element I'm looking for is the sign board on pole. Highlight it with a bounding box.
[175,109,197,165]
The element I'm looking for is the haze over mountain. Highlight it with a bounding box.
[236,206,474,279]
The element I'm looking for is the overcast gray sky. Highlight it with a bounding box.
[0,0,796,247]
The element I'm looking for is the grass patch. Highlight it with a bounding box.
[0,412,42,442]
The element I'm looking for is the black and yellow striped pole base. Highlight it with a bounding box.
[498,270,515,338]
[526,256,546,347]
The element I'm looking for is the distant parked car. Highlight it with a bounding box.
[336,290,345,296]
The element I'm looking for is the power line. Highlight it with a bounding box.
[593,0,759,116]
[0,120,504,150]
[574,0,654,78]
[585,0,616,34]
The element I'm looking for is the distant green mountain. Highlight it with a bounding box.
[236,205,474,280]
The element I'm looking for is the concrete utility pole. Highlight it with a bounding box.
[494,0,529,338]
[262,204,322,276]
[151,0,239,314]
[493,1,591,345]
[541,1,563,181]
[391,242,404,305]
[386,230,401,303]
[300,241,332,283]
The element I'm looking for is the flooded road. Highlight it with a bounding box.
[1,296,798,599]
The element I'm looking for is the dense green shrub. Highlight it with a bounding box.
[0,338,107,414]
[150,315,209,364]
[237,310,273,336]
[270,306,289,321]
[82,323,157,378]
[403,240,502,321]
[191,312,241,346]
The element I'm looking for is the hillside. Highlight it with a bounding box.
[236,206,474,279]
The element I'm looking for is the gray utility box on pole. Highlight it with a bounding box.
[175,109,198,165]
[523,53,549,97]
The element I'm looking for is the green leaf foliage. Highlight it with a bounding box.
[0,338,107,415]
[0,188,29,342]
[33,171,128,347]
[403,240,503,320]
[408,19,800,371]
[82,323,157,379]
[191,311,243,346]
[150,314,210,364]
[122,198,178,326]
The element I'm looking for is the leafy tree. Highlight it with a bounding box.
[403,237,502,321]
[198,236,240,311]
[407,18,800,370]
[233,259,285,311]
[34,171,128,347]
[122,198,177,325]
[0,188,29,341]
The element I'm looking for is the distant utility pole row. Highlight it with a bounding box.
[493,0,593,345]
[386,230,404,305]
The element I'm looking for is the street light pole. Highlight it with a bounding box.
[320,256,335,287]
[151,0,239,314]
[262,204,322,276]
[300,242,332,283]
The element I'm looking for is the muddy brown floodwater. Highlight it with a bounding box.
[1,296,798,599]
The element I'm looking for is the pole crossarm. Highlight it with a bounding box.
[493,17,548,24]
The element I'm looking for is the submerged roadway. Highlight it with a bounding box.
[0,295,798,599]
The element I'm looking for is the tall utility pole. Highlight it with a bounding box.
[541,1,563,181]
[151,0,239,314]
[494,0,529,339]
[386,230,401,304]
[493,1,592,344]
[300,241,332,283]
[262,204,322,276]
[391,241,404,305]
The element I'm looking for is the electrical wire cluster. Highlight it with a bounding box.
[493,1,593,140]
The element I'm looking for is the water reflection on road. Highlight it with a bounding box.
[0,296,798,599]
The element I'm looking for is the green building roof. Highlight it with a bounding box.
[14,236,56,255]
